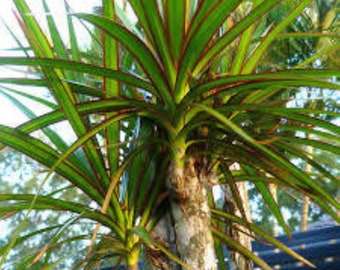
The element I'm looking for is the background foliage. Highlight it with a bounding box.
[0,0,339,269]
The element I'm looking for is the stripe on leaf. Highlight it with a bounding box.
[139,0,176,88]
[176,0,240,102]
[76,13,174,109]
[0,57,157,97]
[212,210,315,268]
[0,125,102,202]
[14,0,110,187]
[194,0,280,75]
[243,0,312,73]
[103,0,120,176]
[166,0,186,62]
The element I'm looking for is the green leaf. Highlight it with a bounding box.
[0,125,101,202]
[128,0,153,43]
[0,78,104,97]
[243,0,312,73]
[212,210,315,268]
[42,0,68,60]
[0,194,123,236]
[0,225,61,256]
[91,236,129,255]
[139,0,176,88]
[193,0,280,75]
[0,57,157,96]
[175,0,240,101]
[195,104,339,211]
[213,227,272,270]
[153,241,192,270]
[231,0,265,74]
[255,182,291,236]
[14,0,110,188]
[166,0,186,61]
[220,164,250,224]
[0,88,91,175]
[76,13,174,109]
[185,0,219,42]
[131,226,154,247]
[103,0,120,176]
[280,136,340,156]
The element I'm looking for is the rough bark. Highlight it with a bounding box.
[169,157,217,270]
[269,183,279,236]
[127,265,139,270]
[301,142,313,231]
[224,184,253,270]
[300,196,310,231]
[145,213,180,270]
[237,182,253,264]
[336,187,340,224]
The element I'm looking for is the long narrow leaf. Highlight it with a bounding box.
[193,0,280,75]
[76,13,174,109]
[243,0,312,73]
[103,0,120,176]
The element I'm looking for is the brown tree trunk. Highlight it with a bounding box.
[145,213,180,270]
[300,196,310,231]
[127,265,139,270]
[169,157,217,270]
[224,184,253,270]
[237,182,253,269]
[269,183,279,236]
[336,187,340,225]
[301,141,313,232]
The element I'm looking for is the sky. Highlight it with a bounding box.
[0,0,101,126]
[0,0,105,243]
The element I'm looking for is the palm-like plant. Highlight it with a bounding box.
[0,0,339,269]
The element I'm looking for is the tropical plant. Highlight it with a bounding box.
[249,0,339,234]
[0,149,92,269]
[0,0,339,270]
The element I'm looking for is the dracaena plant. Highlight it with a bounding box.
[0,0,339,269]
